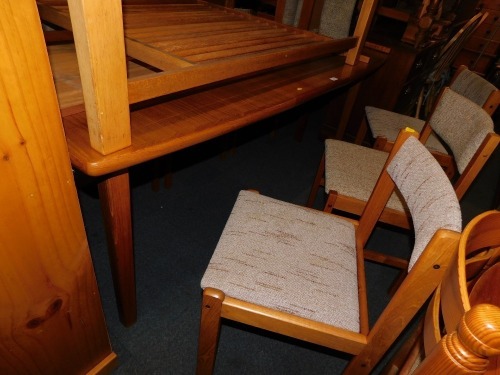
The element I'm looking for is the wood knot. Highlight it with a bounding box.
[25,298,64,330]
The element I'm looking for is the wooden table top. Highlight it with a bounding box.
[61,53,383,176]
[39,1,383,177]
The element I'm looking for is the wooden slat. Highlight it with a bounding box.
[0,0,116,372]
[127,37,357,103]
[125,38,194,70]
[144,29,297,52]
[47,43,155,109]
[124,22,266,42]
[175,34,308,57]
[37,3,73,29]
[345,0,377,65]
[183,37,318,62]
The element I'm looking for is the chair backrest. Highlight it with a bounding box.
[450,65,500,116]
[424,87,495,174]
[386,136,462,269]
[359,131,462,268]
[275,0,376,65]
[402,210,500,374]
[346,130,462,372]
[280,0,357,39]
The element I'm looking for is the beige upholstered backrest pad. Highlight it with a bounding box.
[318,0,357,39]
[450,68,497,108]
[429,88,494,174]
[282,0,357,39]
[387,137,462,269]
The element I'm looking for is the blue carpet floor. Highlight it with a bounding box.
[76,106,499,374]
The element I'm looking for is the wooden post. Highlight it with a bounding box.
[414,304,500,374]
[0,0,116,373]
[345,0,378,65]
[67,0,131,155]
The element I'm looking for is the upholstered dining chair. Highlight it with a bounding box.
[354,10,491,146]
[383,210,500,374]
[355,65,499,157]
[307,87,499,231]
[196,129,462,375]
[274,0,375,142]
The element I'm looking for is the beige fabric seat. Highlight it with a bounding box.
[324,140,407,213]
[308,87,498,230]
[364,107,447,154]
[202,190,360,331]
[196,131,462,375]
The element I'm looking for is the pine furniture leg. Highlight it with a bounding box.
[306,154,325,207]
[98,170,137,326]
[197,288,225,375]
[354,117,369,145]
[1,0,117,371]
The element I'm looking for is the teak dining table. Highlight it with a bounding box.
[37,0,381,326]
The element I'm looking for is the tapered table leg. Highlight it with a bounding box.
[98,170,137,326]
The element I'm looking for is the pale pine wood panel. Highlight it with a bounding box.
[66,0,131,155]
[0,0,115,373]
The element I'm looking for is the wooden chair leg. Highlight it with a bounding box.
[151,155,174,191]
[197,288,225,375]
[307,154,326,207]
[163,155,173,189]
[294,112,309,142]
[219,133,238,160]
[373,136,389,151]
[442,157,456,180]
[335,82,362,141]
[151,158,162,192]
[98,170,137,327]
[380,318,424,375]
[324,190,338,213]
[354,116,369,145]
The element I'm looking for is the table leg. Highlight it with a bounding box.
[98,169,137,326]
